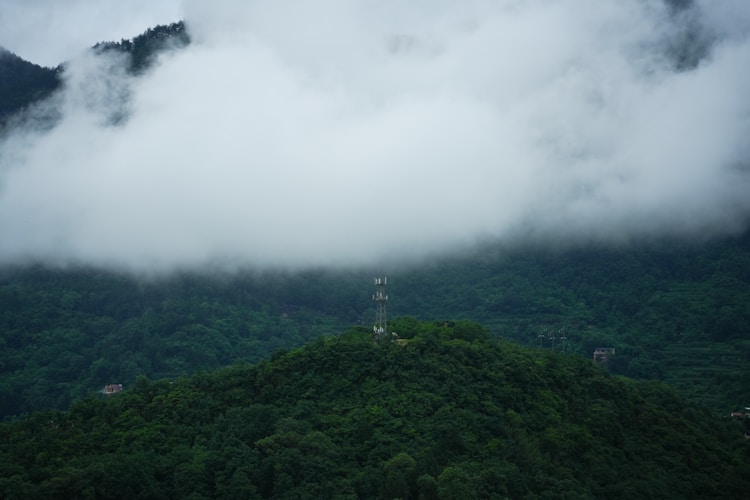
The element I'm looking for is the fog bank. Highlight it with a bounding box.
[1,0,750,271]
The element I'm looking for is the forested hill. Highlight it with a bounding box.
[1,322,748,498]
[1,232,750,420]
[92,21,189,74]
[394,231,750,410]
[0,48,60,126]
[0,21,189,128]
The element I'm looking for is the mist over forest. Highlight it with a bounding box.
[1,0,749,272]
[1,0,748,418]
[2,2,750,497]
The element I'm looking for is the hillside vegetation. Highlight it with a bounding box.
[0,48,60,127]
[92,21,190,74]
[1,233,750,420]
[393,233,750,410]
[1,321,748,498]
[0,266,359,419]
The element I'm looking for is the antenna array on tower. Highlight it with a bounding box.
[372,276,388,342]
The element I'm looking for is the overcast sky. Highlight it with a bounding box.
[1,0,750,271]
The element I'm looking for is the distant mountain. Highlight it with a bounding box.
[0,47,60,126]
[1,323,748,498]
[92,21,190,75]
[0,21,189,128]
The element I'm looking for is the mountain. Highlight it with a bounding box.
[1,322,748,498]
[1,232,749,421]
[0,47,60,126]
[0,21,189,128]
[91,21,190,75]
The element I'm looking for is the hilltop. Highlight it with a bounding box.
[1,321,748,498]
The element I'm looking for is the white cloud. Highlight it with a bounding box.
[1,0,750,271]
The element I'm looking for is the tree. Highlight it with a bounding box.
[437,466,476,500]
[381,452,417,499]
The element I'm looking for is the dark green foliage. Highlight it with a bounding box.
[93,21,190,75]
[0,265,367,419]
[2,232,750,419]
[390,233,750,410]
[0,325,748,498]
[0,48,61,125]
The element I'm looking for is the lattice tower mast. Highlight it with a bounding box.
[373,276,388,341]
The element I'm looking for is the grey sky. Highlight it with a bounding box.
[1,0,750,271]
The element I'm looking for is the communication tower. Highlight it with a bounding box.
[558,328,567,353]
[372,276,388,342]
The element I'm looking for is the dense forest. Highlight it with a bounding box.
[1,321,748,498]
[1,231,749,420]
[393,233,750,410]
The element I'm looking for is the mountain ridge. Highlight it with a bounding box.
[1,323,748,498]
[0,21,189,128]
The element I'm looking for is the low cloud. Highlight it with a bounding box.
[1,0,750,271]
